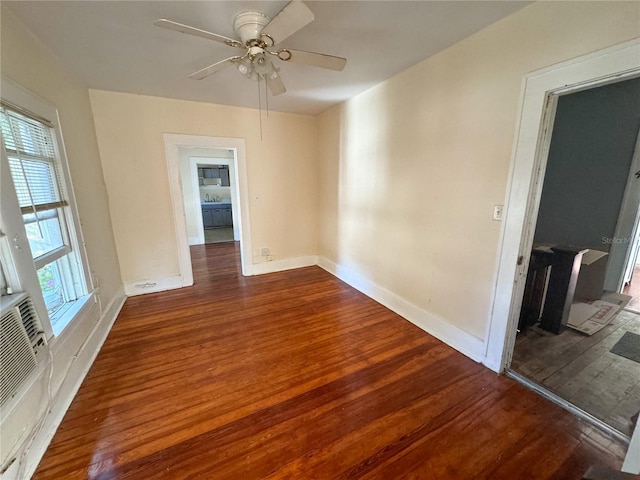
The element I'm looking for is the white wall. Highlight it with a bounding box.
[317,1,640,356]
[0,7,124,477]
[89,91,319,284]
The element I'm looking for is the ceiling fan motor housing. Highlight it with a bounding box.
[233,12,270,45]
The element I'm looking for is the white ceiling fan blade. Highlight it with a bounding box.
[188,57,241,80]
[261,1,315,44]
[266,72,286,96]
[286,49,347,71]
[154,19,243,48]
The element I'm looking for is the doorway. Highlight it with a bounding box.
[163,134,254,281]
[484,39,640,474]
[509,76,640,439]
[178,149,241,246]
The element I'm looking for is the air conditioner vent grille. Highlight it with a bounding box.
[0,307,37,406]
[17,296,41,342]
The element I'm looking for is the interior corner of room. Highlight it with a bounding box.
[1,1,640,478]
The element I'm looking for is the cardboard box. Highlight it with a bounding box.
[574,249,609,301]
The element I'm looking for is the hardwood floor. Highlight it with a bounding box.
[34,243,628,479]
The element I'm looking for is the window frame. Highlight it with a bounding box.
[0,78,93,338]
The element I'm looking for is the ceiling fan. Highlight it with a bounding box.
[154,0,347,96]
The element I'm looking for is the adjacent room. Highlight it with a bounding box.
[510,77,640,438]
[1,1,639,479]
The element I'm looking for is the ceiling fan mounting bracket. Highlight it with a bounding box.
[233,11,270,45]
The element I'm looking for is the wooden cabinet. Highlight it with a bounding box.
[198,166,230,186]
[221,206,232,226]
[201,203,233,229]
[211,208,223,227]
[202,208,213,228]
[220,167,230,187]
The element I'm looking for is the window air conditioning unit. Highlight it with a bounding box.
[0,293,47,406]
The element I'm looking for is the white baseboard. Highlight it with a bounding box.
[3,286,126,480]
[124,275,186,296]
[318,257,486,363]
[482,355,503,373]
[187,235,200,246]
[252,255,318,276]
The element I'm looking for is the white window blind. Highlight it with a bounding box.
[0,107,67,214]
[1,106,70,264]
[1,84,89,334]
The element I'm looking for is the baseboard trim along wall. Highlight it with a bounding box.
[124,274,187,296]
[3,286,126,480]
[318,257,486,363]
[252,255,319,276]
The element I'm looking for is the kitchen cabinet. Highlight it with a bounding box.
[202,208,213,228]
[198,166,230,186]
[211,208,223,227]
[221,168,230,187]
[221,207,232,226]
[201,203,233,228]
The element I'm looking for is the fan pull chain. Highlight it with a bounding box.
[257,78,263,141]
[265,79,269,118]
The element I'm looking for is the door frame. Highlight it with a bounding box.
[163,134,253,280]
[603,128,640,293]
[483,39,640,373]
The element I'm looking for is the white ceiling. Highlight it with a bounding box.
[5,1,530,116]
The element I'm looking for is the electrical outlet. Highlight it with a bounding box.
[260,247,270,256]
[493,205,504,221]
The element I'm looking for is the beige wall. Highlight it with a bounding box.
[317,1,640,340]
[1,8,122,307]
[89,90,318,283]
[0,7,123,470]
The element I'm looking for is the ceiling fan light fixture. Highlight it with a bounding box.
[155,1,347,97]
[236,57,253,76]
[253,54,271,75]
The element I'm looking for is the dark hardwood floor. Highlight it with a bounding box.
[34,242,628,479]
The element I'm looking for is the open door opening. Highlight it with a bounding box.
[163,134,254,281]
[177,148,241,246]
[509,77,640,441]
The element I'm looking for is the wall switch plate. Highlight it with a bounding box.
[493,205,504,221]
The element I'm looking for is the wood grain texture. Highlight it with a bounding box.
[512,310,640,437]
[34,242,628,479]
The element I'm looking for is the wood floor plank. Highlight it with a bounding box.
[33,242,628,479]
[513,307,640,437]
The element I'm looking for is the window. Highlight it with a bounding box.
[0,100,88,334]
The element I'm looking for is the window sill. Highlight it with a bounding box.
[51,292,94,336]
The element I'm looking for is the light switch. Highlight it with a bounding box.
[493,205,504,221]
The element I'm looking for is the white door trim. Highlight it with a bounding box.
[484,39,640,373]
[604,128,640,292]
[189,157,205,245]
[163,134,253,279]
